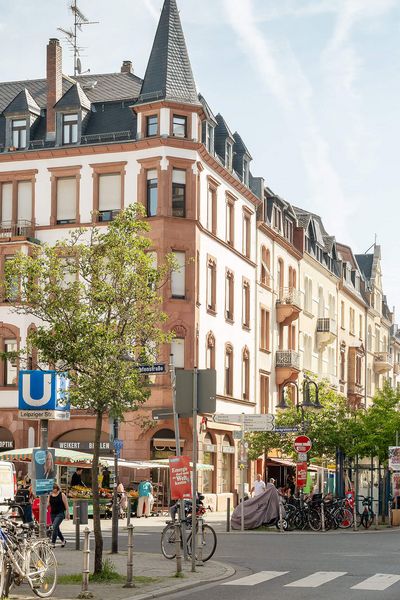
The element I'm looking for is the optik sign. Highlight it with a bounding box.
[18,370,70,420]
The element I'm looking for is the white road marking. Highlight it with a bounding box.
[285,571,347,588]
[351,574,400,591]
[222,571,288,586]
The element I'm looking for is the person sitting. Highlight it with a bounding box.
[70,468,85,488]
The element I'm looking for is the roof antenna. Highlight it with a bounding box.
[58,0,99,77]
[364,234,377,254]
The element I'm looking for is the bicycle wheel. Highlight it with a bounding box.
[308,508,321,531]
[0,544,6,599]
[363,511,374,529]
[187,524,217,562]
[27,541,57,598]
[336,508,353,529]
[161,524,178,560]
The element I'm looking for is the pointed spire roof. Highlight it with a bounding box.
[3,88,40,116]
[138,0,199,105]
[54,83,91,111]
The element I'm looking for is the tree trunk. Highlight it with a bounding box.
[92,410,103,574]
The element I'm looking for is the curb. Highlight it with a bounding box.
[223,527,399,535]
[119,561,236,600]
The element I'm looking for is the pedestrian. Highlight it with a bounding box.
[70,468,85,487]
[137,478,153,518]
[269,477,276,487]
[287,474,295,496]
[251,473,267,497]
[102,466,110,489]
[48,483,70,548]
[19,475,34,525]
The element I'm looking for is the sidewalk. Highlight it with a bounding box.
[9,547,234,600]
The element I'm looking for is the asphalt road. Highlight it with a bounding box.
[62,522,400,599]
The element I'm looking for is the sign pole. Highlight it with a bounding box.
[111,418,119,554]
[241,415,245,533]
[191,367,198,572]
[39,418,48,539]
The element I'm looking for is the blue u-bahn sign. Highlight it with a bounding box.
[18,370,70,420]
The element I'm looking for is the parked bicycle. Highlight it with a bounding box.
[355,495,375,529]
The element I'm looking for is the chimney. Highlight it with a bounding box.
[46,38,62,140]
[121,60,133,74]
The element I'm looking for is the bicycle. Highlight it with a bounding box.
[161,515,217,562]
[0,518,57,598]
[355,495,375,529]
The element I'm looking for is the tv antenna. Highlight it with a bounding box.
[58,0,99,76]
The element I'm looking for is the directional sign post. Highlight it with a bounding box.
[213,414,275,431]
[152,409,174,421]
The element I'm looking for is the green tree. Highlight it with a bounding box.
[5,205,172,573]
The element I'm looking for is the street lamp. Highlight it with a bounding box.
[276,377,321,431]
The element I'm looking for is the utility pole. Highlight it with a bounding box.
[111,418,119,553]
[191,367,198,572]
[39,419,49,538]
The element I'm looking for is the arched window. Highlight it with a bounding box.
[288,266,296,291]
[0,323,20,387]
[277,258,284,294]
[383,335,388,353]
[318,286,325,319]
[261,246,270,287]
[221,434,233,493]
[206,332,215,370]
[367,326,372,351]
[202,432,216,493]
[225,344,233,396]
[242,347,250,400]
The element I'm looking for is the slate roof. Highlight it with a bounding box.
[233,132,252,160]
[138,0,199,105]
[3,88,40,115]
[355,254,374,281]
[54,83,91,111]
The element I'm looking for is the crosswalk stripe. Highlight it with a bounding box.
[222,571,288,586]
[285,571,347,588]
[351,574,400,591]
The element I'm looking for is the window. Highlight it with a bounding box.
[98,173,121,221]
[0,182,12,225]
[62,113,78,144]
[171,338,185,369]
[260,308,270,351]
[261,246,270,287]
[273,206,282,232]
[288,266,296,291]
[226,199,234,246]
[341,301,345,328]
[367,368,372,395]
[242,213,251,258]
[172,115,187,138]
[303,334,312,370]
[225,270,234,321]
[284,218,293,242]
[226,142,232,170]
[17,181,32,224]
[359,314,363,339]
[202,433,215,493]
[260,374,269,414]
[207,257,216,312]
[328,347,335,375]
[172,169,186,217]
[56,177,76,224]
[356,354,362,385]
[375,326,380,352]
[242,280,250,328]
[304,277,313,313]
[225,345,233,396]
[3,339,17,386]
[146,170,158,217]
[340,346,346,382]
[171,251,185,298]
[242,347,250,400]
[206,333,215,370]
[349,308,355,334]
[0,180,32,228]
[318,287,325,319]
[329,294,336,320]
[207,186,217,234]
[4,255,18,301]
[12,119,26,149]
[205,123,214,153]
[146,115,158,137]
[277,258,284,293]
[367,326,372,350]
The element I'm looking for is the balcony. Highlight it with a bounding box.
[347,382,364,409]
[276,288,302,325]
[0,220,34,240]
[275,350,300,385]
[374,352,393,374]
[316,318,337,347]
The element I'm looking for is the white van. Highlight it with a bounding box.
[0,461,16,507]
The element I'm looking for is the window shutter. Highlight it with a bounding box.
[57,178,76,222]
[171,251,185,297]
[171,338,185,368]
[99,174,121,211]
[17,181,32,222]
[172,169,186,185]
[1,183,13,223]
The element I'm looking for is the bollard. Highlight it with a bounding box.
[123,524,135,588]
[226,498,231,533]
[321,501,326,532]
[77,527,93,599]
[388,501,392,528]
[279,501,284,534]
[75,502,81,551]
[353,499,358,532]
[174,522,182,575]
[196,518,204,566]
[126,497,131,528]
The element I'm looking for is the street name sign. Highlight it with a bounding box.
[138,363,166,374]
[274,426,300,434]
[293,435,312,453]
[152,409,174,421]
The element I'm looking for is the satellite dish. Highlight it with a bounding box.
[77,58,82,74]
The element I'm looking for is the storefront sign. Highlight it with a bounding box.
[53,441,112,453]
[389,447,400,471]
[32,448,56,496]
[221,445,235,454]
[203,444,216,452]
[296,462,308,489]
[0,441,14,450]
[169,456,192,500]
[18,370,70,420]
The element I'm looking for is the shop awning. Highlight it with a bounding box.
[0,448,109,467]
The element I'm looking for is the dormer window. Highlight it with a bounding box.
[284,217,293,242]
[12,120,27,149]
[226,142,233,170]
[146,115,158,137]
[272,206,282,232]
[172,115,187,138]
[62,113,78,145]
[206,123,214,153]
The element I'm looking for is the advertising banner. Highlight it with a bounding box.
[296,461,308,489]
[32,448,56,496]
[169,456,192,500]
[389,447,400,471]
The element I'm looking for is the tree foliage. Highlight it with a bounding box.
[5,205,173,573]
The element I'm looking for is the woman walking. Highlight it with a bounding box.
[48,483,70,548]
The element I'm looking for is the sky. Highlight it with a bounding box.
[1,0,400,311]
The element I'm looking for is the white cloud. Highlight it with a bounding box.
[143,0,159,21]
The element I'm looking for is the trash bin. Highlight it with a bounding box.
[73,500,88,525]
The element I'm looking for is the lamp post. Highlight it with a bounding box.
[276,377,321,432]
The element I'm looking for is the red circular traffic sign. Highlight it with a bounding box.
[293,435,312,453]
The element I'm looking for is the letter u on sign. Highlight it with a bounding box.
[19,371,53,408]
